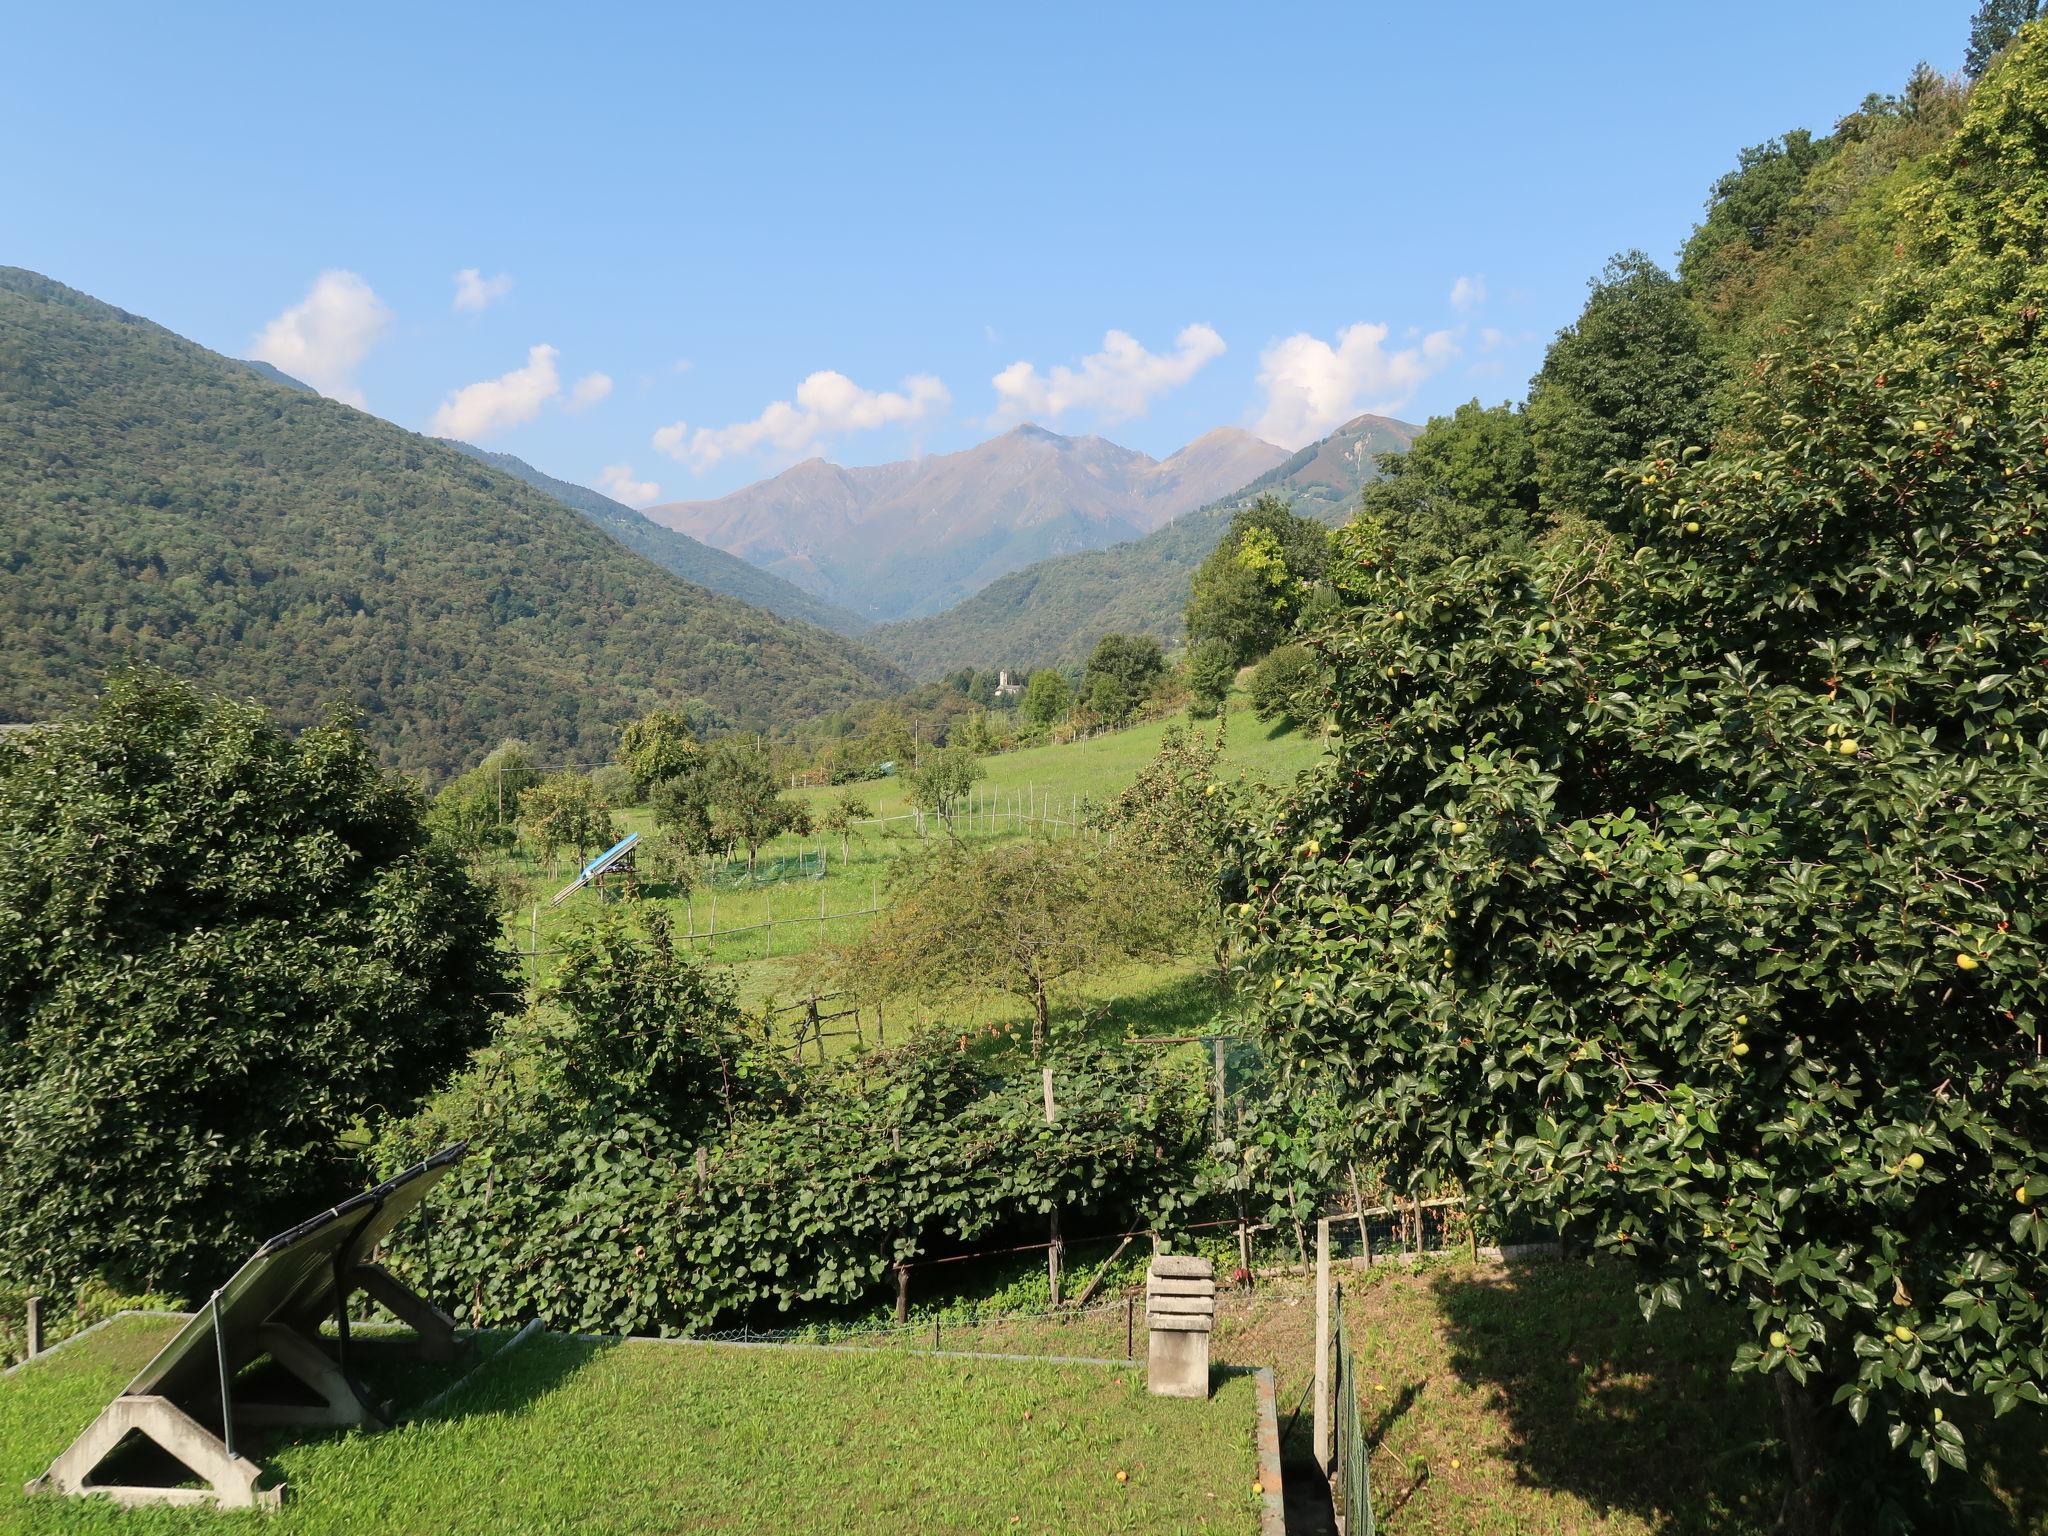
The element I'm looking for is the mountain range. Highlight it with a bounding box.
[642,424,1291,622]
[862,412,1421,677]
[0,268,901,776]
[438,442,870,637]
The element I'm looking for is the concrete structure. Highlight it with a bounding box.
[28,1146,467,1510]
[1145,1255,1216,1398]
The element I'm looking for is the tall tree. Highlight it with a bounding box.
[701,739,809,872]
[1358,399,1541,569]
[1081,633,1167,724]
[1234,337,2048,1527]
[1185,637,1237,719]
[616,706,702,790]
[0,671,510,1294]
[518,773,619,872]
[1185,495,1334,662]
[1021,669,1073,727]
[1965,0,2043,76]
[1525,251,1720,524]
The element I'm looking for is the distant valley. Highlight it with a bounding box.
[642,423,1291,622]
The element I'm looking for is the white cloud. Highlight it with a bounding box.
[250,270,391,407]
[987,323,1224,427]
[654,370,950,471]
[429,343,562,441]
[567,372,613,411]
[1252,323,1460,448]
[597,464,661,507]
[1450,275,1487,313]
[452,267,514,313]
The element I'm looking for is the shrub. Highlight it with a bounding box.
[1246,643,1321,724]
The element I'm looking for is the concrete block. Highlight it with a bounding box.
[1150,1255,1213,1279]
[1147,1326,1211,1399]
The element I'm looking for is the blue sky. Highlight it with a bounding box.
[3,1,1975,504]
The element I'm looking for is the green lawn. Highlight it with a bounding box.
[3,1317,1261,1534]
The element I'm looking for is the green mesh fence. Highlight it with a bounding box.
[1332,1286,1376,1535]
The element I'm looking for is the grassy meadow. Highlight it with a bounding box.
[503,697,1326,1042]
[1,1317,1262,1535]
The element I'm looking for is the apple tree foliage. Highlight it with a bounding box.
[1228,332,2046,1517]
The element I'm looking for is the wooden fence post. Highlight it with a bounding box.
[1043,1066,1063,1306]
[894,1265,910,1324]
[26,1296,42,1358]
[1349,1164,1372,1268]
[1314,1220,1331,1473]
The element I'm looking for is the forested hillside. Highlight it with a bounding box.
[0,269,904,776]
[441,441,871,637]
[867,413,1417,677]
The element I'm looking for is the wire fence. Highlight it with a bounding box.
[1332,1283,1377,1536]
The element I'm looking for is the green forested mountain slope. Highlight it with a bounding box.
[440,441,871,637]
[0,268,905,776]
[866,413,1418,677]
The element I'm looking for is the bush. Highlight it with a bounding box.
[1246,643,1321,724]
[0,671,511,1296]
[1185,638,1236,719]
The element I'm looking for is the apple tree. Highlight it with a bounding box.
[1229,338,2046,1526]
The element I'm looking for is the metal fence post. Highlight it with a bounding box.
[25,1296,41,1358]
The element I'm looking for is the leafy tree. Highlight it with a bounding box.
[519,773,619,871]
[616,706,702,790]
[650,771,716,856]
[0,671,510,1295]
[1358,400,1541,569]
[1081,633,1167,725]
[955,708,1000,754]
[1185,637,1237,718]
[905,745,986,828]
[589,763,639,810]
[1246,643,1322,725]
[1678,130,1837,294]
[1185,495,1333,662]
[1232,338,2047,1525]
[703,739,809,872]
[1021,668,1073,727]
[817,791,872,863]
[1966,0,2043,76]
[1095,724,1231,921]
[426,738,540,856]
[839,839,1188,1055]
[1525,251,1720,523]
